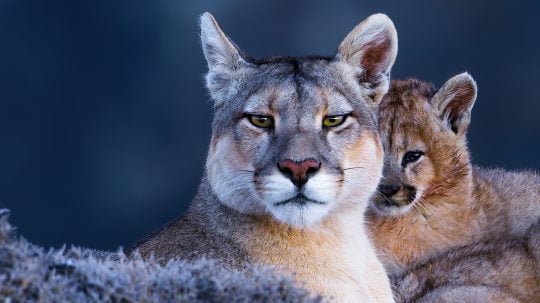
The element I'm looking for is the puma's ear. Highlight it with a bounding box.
[200,12,246,72]
[432,72,478,136]
[200,13,250,105]
[336,14,398,104]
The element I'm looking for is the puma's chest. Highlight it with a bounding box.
[244,233,377,302]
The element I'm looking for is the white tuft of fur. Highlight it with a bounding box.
[261,170,335,228]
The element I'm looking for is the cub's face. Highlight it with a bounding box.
[200,13,398,227]
[371,76,477,217]
[373,108,441,216]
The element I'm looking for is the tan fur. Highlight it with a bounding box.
[367,78,540,301]
[237,206,386,302]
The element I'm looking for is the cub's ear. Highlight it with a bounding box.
[432,72,478,136]
[200,13,250,105]
[200,12,246,71]
[336,14,398,104]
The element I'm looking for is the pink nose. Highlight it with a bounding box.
[278,158,321,187]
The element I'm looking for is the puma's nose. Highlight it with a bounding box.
[278,158,321,188]
[378,184,401,197]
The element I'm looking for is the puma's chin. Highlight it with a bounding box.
[267,196,331,228]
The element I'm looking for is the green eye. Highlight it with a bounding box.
[323,115,347,127]
[248,115,273,128]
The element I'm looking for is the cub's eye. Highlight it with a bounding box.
[247,115,273,128]
[323,115,347,128]
[402,151,424,166]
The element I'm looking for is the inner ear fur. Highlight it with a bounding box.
[336,13,398,104]
[431,72,478,135]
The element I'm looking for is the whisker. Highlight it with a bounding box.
[342,166,366,171]
[412,203,427,217]
[374,189,396,205]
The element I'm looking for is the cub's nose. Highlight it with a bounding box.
[378,184,401,197]
[278,158,321,188]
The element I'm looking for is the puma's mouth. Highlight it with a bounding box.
[274,194,326,206]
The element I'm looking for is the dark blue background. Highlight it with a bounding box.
[1,0,538,250]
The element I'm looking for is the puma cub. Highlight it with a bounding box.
[367,75,539,301]
[131,13,398,302]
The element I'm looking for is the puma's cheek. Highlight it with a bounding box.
[206,134,265,215]
[341,131,383,203]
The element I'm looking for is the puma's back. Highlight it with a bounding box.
[131,12,399,302]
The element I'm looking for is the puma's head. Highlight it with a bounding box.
[200,12,398,227]
[372,74,477,216]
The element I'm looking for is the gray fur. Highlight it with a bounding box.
[393,226,539,302]
[415,286,523,303]
[473,166,540,238]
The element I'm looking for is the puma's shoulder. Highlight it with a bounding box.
[130,209,248,268]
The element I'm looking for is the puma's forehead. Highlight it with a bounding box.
[211,57,376,136]
[243,82,354,120]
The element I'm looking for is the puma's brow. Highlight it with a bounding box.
[243,111,272,117]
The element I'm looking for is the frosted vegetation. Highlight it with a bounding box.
[0,210,322,303]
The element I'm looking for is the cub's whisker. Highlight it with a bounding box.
[375,190,396,205]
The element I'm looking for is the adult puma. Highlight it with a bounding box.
[131,13,398,302]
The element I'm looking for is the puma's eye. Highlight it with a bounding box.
[323,115,347,128]
[402,151,424,166]
[247,115,273,128]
